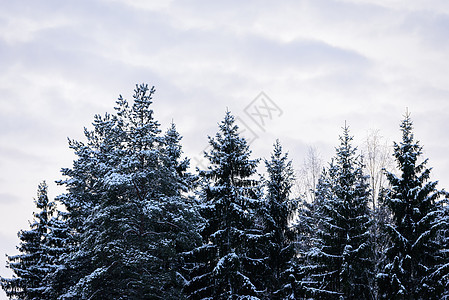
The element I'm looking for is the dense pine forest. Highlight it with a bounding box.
[2,84,449,299]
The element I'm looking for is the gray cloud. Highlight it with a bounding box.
[0,193,20,205]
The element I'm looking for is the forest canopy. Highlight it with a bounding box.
[2,84,449,300]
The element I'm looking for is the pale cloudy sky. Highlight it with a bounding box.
[1,0,449,294]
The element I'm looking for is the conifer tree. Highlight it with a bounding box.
[163,121,197,192]
[377,113,448,299]
[302,125,374,299]
[260,140,297,299]
[52,110,121,298]
[56,84,202,299]
[293,194,319,298]
[42,209,70,300]
[1,181,59,299]
[184,111,262,299]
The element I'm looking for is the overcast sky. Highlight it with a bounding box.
[1,0,449,294]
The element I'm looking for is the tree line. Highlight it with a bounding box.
[2,84,449,299]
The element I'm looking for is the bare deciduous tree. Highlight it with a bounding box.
[363,129,393,209]
[294,146,322,202]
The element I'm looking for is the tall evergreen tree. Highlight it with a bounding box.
[1,181,60,299]
[293,193,319,298]
[42,209,71,300]
[302,125,374,299]
[377,113,448,299]
[259,140,297,299]
[52,111,121,298]
[184,111,262,299]
[434,204,449,298]
[56,84,202,299]
[163,121,197,192]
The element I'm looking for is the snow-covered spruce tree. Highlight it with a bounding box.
[377,113,449,299]
[56,84,202,299]
[435,204,449,299]
[302,125,374,299]
[1,181,62,299]
[43,209,70,300]
[163,121,198,192]
[293,192,319,298]
[259,140,297,299]
[51,109,121,298]
[184,111,263,299]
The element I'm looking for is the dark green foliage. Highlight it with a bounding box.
[55,84,202,299]
[184,111,262,299]
[302,126,374,299]
[260,140,297,299]
[377,113,448,299]
[164,122,198,192]
[1,182,65,300]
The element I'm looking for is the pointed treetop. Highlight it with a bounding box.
[34,181,55,225]
[400,109,415,146]
[335,123,357,167]
[394,110,425,178]
[130,83,158,127]
[265,139,295,206]
[221,110,237,129]
[35,181,50,210]
[272,139,283,157]
[211,110,243,152]
[202,110,259,186]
